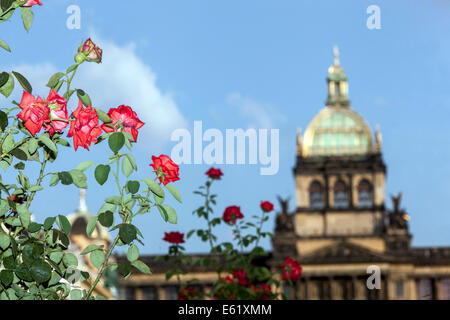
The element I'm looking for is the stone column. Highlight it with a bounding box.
[354,276,367,300]
[135,287,143,300]
[157,286,165,300]
[434,278,443,300]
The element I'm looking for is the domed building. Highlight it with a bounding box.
[117,48,450,300]
[271,47,450,300]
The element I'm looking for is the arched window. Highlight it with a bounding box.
[309,181,324,209]
[358,179,373,208]
[333,180,348,208]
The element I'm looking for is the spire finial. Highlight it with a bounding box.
[375,124,382,153]
[78,189,88,213]
[333,45,340,65]
[296,127,303,156]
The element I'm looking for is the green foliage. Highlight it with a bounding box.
[0,6,182,301]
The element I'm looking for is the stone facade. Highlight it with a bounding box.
[117,48,450,300]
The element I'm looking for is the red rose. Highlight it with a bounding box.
[232,269,249,286]
[221,275,234,284]
[163,232,185,244]
[205,167,223,180]
[281,257,302,282]
[24,0,42,6]
[45,89,69,136]
[17,91,50,136]
[101,105,144,142]
[250,283,272,300]
[178,287,200,300]
[260,201,274,213]
[150,154,180,186]
[67,100,103,151]
[222,206,244,225]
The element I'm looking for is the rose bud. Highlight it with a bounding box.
[77,38,103,64]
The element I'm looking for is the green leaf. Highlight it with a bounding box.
[58,171,73,185]
[90,250,105,269]
[20,6,34,32]
[157,205,168,222]
[62,253,78,268]
[86,217,98,237]
[126,180,140,194]
[12,71,32,93]
[81,244,99,255]
[118,263,131,278]
[46,72,65,88]
[0,270,13,286]
[165,185,182,203]
[49,173,59,186]
[56,214,71,235]
[28,222,41,233]
[125,153,137,170]
[43,217,55,230]
[0,39,10,52]
[122,155,133,178]
[0,72,14,98]
[76,160,96,172]
[70,289,82,300]
[105,196,121,204]
[119,224,136,244]
[30,260,52,283]
[14,162,25,170]
[37,132,58,153]
[29,185,43,192]
[66,64,77,73]
[0,109,8,131]
[0,199,9,217]
[94,164,110,186]
[98,211,113,228]
[94,107,112,123]
[108,132,125,153]
[142,178,164,198]
[131,260,151,275]
[15,264,32,282]
[2,134,14,153]
[16,204,31,228]
[0,72,8,88]
[76,89,92,107]
[0,233,10,250]
[69,169,87,188]
[162,205,177,224]
[49,251,63,264]
[127,244,139,262]
[28,138,38,154]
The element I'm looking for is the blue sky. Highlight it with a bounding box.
[2,0,450,255]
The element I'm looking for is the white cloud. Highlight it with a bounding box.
[9,37,187,149]
[226,92,286,129]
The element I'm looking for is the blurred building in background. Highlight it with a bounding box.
[81,48,450,300]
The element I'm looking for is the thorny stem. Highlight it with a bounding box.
[26,158,47,209]
[85,157,124,300]
[254,211,266,248]
[204,180,215,251]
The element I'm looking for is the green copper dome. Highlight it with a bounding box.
[303,106,373,157]
[301,47,374,157]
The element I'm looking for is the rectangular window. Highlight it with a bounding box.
[141,286,158,300]
[441,278,450,300]
[164,286,180,300]
[417,279,432,300]
[121,286,135,300]
[395,281,404,298]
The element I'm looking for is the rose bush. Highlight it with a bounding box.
[0,1,182,300]
[162,168,302,300]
